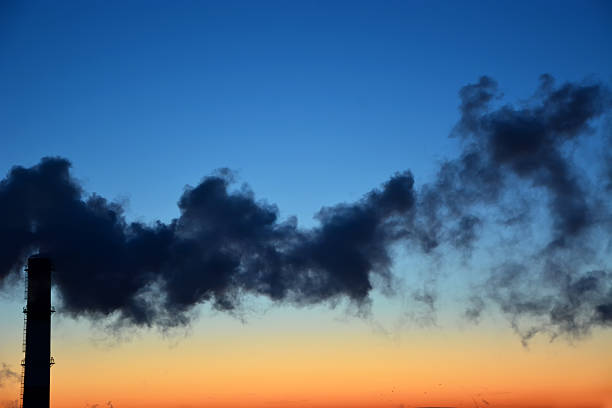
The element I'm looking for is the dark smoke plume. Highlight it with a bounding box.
[0,75,610,342]
[0,154,415,327]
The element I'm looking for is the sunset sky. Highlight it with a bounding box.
[1,1,612,408]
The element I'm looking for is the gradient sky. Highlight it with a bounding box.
[1,1,612,408]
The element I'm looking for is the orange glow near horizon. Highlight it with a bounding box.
[1,314,608,408]
[1,307,611,408]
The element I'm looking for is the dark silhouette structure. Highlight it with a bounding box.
[21,255,54,408]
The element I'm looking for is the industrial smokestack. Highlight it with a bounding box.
[22,255,53,408]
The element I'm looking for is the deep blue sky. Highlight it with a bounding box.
[1,0,611,226]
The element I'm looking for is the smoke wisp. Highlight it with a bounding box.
[0,364,18,388]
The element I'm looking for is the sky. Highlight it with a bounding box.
[1,1,612,408]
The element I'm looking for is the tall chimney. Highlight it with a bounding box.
[22,255,53,408]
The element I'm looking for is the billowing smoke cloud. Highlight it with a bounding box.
[0,153,415,327]
[0,75,610,342]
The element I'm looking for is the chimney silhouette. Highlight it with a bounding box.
[21,255,54,408]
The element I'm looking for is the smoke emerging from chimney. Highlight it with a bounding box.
[0,75,611,342]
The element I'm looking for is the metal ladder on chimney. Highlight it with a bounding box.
[19,269,28,408]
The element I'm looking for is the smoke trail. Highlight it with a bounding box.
[0,75,610,342]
